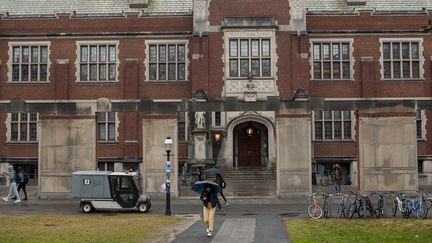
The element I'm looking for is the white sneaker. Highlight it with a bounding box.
[224,202,230,206]
[2,197,8,202]
[14,199,20,203]
[206,228,209,233]
[207,230,212,237]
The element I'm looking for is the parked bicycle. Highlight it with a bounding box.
[322,192,333,219]
[320,169,334,186]
[178,166,201,186]
[403,193,427,219]
[348,191,365,219]
[307,193,323,219]
[392,192,409,218]
[374,192,385,218]
[361,193,376,217]
[336,193,350,218]
[423,194,432,219]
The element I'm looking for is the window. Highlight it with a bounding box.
[312,41,352,80]
[98,162,114,171]
[11,44,48,82]
[215,112,221,126]
[381,40,421,79]
[78,43,118,82]
[178,112,186,142]
[314,111,352,140]
[416,110,425,140]
[147,42,187,81]
[10,113,38,142]
[97,112,117,142]
[228,38,271,78]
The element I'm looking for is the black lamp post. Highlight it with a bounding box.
[164,136,173,216]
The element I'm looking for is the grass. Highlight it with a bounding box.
[0,213,181,243]
[286,219,432,243]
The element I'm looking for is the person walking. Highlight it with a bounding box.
[215,173,229,206]
[2,165,20,203]
[15,167,28,200]
[200,183,222,237]
[333,164,343,195]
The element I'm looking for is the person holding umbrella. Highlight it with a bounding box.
[215,173,229,206]
[193,181,222,237]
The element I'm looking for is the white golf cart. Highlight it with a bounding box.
[72,171,151,213]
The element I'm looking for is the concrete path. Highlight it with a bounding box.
[173,214,290,243]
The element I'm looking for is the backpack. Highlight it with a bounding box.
[23,173,29,184]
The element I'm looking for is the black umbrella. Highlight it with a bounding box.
[191,180,220,194]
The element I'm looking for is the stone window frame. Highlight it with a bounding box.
[8,41,51,83]
[212,112,225,128]
[224,30,277,81]
[312,110,355,141]
[6,113,38,143]
[97,112,119,143]
[75,40,120,83]
[416,110,427,141]
[144,40,190,82]
[379,38,424,80]
[309,38,354,81]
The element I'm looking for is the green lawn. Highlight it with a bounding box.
[0,213,181,243]
[286,219,432,243]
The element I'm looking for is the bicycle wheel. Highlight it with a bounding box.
[392,201,397,217]
[320,175,329,186]
[337,204,347,218]
[307,204,323,219]
[416,204,428,219]
[358,204,365,218]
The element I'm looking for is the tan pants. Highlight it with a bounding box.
[203,203,216,230]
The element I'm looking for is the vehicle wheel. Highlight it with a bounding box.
[138,203,150,213]
[416,205,427,219]
[392,201,397,217]
[307,205,323,219]
[81,202,93,213]
[320,176,329,186]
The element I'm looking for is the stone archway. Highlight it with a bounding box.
[223,113,276,170]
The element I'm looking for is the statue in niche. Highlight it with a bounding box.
[195,112,206,129]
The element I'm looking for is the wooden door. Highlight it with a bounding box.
[238,131,261,167]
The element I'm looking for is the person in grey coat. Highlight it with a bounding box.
[2,165,20,203]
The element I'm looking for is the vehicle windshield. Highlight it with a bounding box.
[133,176,142,194]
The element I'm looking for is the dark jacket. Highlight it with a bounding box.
[200,189,222,209]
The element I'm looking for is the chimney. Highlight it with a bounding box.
[129,0,148,8]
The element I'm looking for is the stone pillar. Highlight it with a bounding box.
[276,114,312,196]
[38,117,96,199]
[351,161,358,187]
[142,117,178,198]
[359,112,417,192]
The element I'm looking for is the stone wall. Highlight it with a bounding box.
[359,116,417,191]
[277,116,312,195]
[39,119,96,199]
[142,118,178,198]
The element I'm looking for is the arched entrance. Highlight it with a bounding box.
[233,121,268,168]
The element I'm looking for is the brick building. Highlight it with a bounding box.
[1,0,432,198]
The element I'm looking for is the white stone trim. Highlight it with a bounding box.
[379,37,424,80]
[5,112,39,142]
[222,30,279,99]
[7,41,51,83]
[309,38,354,81]
[212,112,226,128]
[75,40,120,82]
[144,39,190,82]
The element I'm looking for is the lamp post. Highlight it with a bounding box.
[164,136,173,216]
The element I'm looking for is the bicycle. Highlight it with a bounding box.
[322,192,333,219]
[336,193,350,218]
[423,194,432,219]
[374,192,385,218]
[403,193,427,219]
[362,193,376,217]
[348,192,365,219]
[307,193,323,219]
[392,192,409,218]
[178,167,201,186]
[320,169,334,186]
